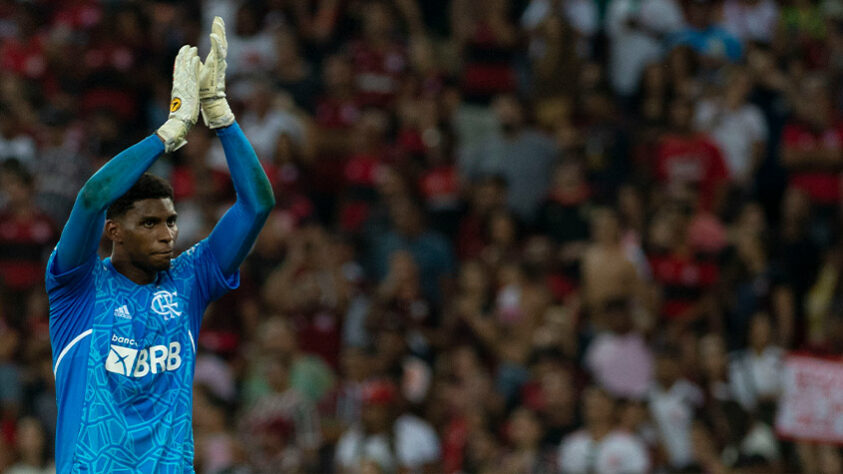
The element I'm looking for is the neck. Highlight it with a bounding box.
[111,253,157,285]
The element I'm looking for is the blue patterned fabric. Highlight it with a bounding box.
[47,240,238,473]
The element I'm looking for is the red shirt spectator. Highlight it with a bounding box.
[781,119,843,205]
[349,39,407,108]
[0,32,47,81]
[348,3,408,107]
[648,250,719,320]
[0,161,57,292]
[655,133,728,211]
[420,165,461,211]
[0,209,54,291]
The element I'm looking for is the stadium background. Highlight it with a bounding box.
[1,0,843,472]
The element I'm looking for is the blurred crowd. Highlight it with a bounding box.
[1,0,843,472]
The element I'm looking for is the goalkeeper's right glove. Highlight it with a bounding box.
[157,45,201,152]
[199,16,235,129]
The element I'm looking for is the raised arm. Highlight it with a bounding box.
[54,137,164,273]
[207,123,274,275]
[200,17,275,275]
[54,45,201,274]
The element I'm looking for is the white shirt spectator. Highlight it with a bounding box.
[558,429,650,474]
[648,380,703,469]
[5,463,56,474]
[194,352,237,402]
[210,108,304,170]
[0,133,36,166]
[335,414,441,473]
[606,0,685,96]
[200,0,278,77]
[722,0,779,44]
[226,29,278,77]
[521,0,599,38]
[694,99,768,182]
[239,109,304,160]
[585,331,654,400]
[729,346,783,411]
[522,0,599,57]
[241,388,322,453]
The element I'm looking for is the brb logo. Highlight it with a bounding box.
[151,290,182,321]
[105,340,182,377]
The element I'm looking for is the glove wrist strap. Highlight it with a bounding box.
[156,118,190,153]
[201,99,235,129]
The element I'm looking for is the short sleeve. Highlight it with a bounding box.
[747,106,768,142]
[397,417,441,468]
[707,141,729,181]
[558,433,587,473]
[694,101,716,131]
[172,238,240,306]
[642,0,685,33]
[604,434,650,474]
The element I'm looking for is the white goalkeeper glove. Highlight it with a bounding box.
[157,45,201,152]
[199,16,234,129]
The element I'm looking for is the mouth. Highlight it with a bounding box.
[153,250,174,257]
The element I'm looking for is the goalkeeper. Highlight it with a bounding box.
[46,18,273,472]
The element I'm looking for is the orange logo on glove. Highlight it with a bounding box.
[170,98,182,112]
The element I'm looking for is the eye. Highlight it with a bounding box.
[143,220,156,228]
[167,216,177,227]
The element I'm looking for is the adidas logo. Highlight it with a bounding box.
[114,305,132,320]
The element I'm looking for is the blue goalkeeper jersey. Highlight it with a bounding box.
[47,239,238,473]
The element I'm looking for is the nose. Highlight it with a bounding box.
[158,225,176,244]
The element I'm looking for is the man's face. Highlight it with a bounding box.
[110,198,178,273]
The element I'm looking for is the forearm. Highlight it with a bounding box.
[208,122,275,274]
[217,122,274,213]
[55,135,165,272]
[78,135,165,211]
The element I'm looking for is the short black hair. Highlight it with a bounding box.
[106,173,174,219]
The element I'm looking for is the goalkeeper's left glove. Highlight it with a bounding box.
[157,45,201,152]
[199,16,235,129]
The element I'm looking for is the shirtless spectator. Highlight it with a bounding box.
[581,207,641,325]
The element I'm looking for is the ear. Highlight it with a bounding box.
[105,219,122,243]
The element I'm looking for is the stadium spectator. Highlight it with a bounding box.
[239,354,322,472]
[605,0,685,97]
[694,66,768,187]
[0,160,57,322]
[648,345,704,470]
[460,94,559,223]
[558,386,650,474]
[0,104,35,167]
[335,378,441,473]
[6,417,53,474]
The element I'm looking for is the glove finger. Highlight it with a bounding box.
[203,38,216,65]
[210,33,223,59]
[174,44,189,78]
[212,17,227,57]
[191,54,201,77]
